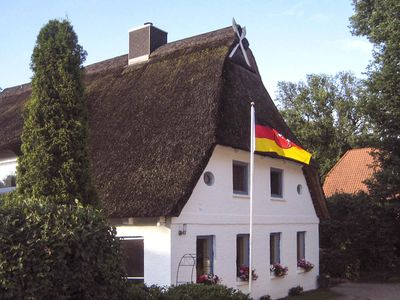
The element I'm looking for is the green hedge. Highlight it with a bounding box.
[0,196,129,299]
[320,193,400,280]
[128,284,250,300]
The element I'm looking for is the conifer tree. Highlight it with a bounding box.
[17,19,97,205]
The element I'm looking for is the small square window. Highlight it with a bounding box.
[270,232,281,265]
[233,161,249,195]
[270,168,283,198]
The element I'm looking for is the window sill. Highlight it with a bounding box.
[270,272,286,279]
[236,280,248,286]
[233,193,250,199]
[271,197,286,202]
[297,268,305,274]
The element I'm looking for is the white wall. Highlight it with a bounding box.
[171,145,319,299]
[0,153,17,194]
[116,223,171,286]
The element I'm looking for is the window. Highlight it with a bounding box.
[297,231,306,261]
[236,234,249,277]
[270,168,283,198]
[196,236,214,279]
[0,158,17,195]
[120,237,144,283]
[270,233,281,265]
[233,161,249,195]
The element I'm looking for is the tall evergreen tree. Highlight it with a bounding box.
[17,19,97,205]
[350,0,400,200]
[277,72,376,178]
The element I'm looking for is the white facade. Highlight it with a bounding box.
[0,152,17,195]
[117,145,320,300]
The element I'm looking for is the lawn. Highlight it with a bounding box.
[282,288,340,300]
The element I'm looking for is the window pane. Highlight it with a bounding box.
[297,232,305,261]
[196,236,214,279]
[233,162,248,194]
[271,169,282,197]
[270,233,281,265]
[120,238,144,278]
[236,234,249,276]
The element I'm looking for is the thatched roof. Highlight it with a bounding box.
[0,26,329,218]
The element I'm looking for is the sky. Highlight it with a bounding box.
[0,0,373,99]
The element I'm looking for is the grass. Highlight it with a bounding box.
[282,288,341,300]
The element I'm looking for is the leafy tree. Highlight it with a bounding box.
[350,0,400,201]
[276,72,376,178]
[16,19,97,205]
[320,193,400,279]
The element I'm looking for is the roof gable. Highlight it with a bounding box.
[0,26,328,219]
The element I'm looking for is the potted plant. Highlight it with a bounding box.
[297,259,314,272]
[239,265,258,281]
[197,274,220,285]
[270,263,288,277]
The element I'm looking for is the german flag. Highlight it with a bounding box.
[255,125,311,165]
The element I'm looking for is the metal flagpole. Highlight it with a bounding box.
[249,102,255,294]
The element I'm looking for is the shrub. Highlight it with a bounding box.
[320,193,400,280]
[164,284,250,300]
[0,197,129,299]
[288,285,303,296]
[259,295,271,300]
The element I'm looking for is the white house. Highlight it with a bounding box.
[0,22,328,299]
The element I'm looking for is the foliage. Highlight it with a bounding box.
[259,296,271,300]
[288,286,303,296]
[0,197,129,299]
[128,283,250,300]
[320,193,400,279]
[197,274,221,285]
[297,259,314,272]
[276,72,376,178]
[16,19,97,206]
[350,0,400,201]
[270,263,288,277]
[238,265,258,281]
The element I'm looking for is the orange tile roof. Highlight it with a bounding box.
[323,148,379,197]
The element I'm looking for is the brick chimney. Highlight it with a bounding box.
[128,22,167,65]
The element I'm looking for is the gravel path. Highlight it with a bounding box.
[331,282,400,300]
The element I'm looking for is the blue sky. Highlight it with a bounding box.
[0,0,372,98]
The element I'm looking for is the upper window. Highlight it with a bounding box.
[297,231,306,261]
[233,161,249,195]
[270,168,283,198]
[270,232,281,265]
[120,237,144,283]
[236,234,249,277]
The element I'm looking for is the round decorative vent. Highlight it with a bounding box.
[297,184,303,195]
[203,171,215,186]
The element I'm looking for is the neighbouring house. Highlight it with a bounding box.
[323,148,378,198]
[0,22,328,299]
